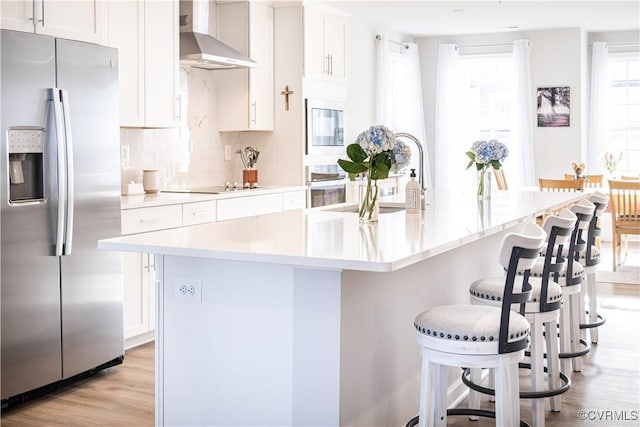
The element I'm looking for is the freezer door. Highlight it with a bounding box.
[0,30,62,399]
[55,39,123,378]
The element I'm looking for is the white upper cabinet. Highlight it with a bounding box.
[216,1,274,131]
[144,0,180,128]
[108,1,144,126]
[303,4,347,80]
[0,1,34,33]
[1,0,107,44]
[108,0,180,128]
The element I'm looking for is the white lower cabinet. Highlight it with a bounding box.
[121,204,182,235]
[121,190,304,347]
[182,200,216,226]
[217,193,283,221]
[121,204,182,348]
[283,190,306,211]
[123,252,156,349]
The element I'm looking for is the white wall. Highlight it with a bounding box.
[530,28,585,179]
[412,28,640,187]
[416,29,587,187]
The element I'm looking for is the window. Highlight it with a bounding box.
[457,54,514,143]
[454,54,515,187]
[607,52,640,176]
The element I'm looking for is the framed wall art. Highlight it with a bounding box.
[537,86,570,127]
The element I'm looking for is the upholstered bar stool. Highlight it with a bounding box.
[467,212,576,427]
[555,199,595,375]
[572,192,609,344]
[407,223,546,427]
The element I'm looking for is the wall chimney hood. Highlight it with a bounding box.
[179,0,256,69]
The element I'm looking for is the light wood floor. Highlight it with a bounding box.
[1,281,638,426]
[1,343,154,426]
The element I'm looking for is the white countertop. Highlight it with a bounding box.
[121,185,306,209]
[101,190,585,272]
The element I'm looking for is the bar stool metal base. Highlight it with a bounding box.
[580,311,606,329]
[559,337,590,359]
[406,410,531,427]
[461,366,571,400]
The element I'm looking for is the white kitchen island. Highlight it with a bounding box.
[99,190,584,427]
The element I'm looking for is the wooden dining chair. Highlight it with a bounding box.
[493,168,508,190]
[537,178,584,226]
[539,178,585,192]
[585,175,603,188]
[563,174,603,188]
[608,179,640,271]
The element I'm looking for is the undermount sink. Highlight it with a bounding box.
[325,203,406,214]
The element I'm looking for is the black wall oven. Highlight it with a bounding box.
[306,164,347,208]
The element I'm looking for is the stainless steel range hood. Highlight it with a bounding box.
[179,0,256,69]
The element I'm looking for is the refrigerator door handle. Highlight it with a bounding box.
[60,89,74,255]
[51,88,67,257]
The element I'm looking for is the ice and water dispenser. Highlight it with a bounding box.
[7,127,45,203]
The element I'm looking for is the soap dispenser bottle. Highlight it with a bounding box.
[405,168,421,212]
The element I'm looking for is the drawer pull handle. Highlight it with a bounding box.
[140,218,161,223]
[191,211,208,216]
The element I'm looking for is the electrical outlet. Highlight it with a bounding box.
[224,145,232,161]
[121,144,130,167]
[174,279,202,302]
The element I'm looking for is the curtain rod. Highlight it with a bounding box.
[600,42,640,48]
[457,42,514,49]
[375,34,409,49]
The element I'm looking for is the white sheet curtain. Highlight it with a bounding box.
[375,35,393,125]
[512,39,535,187]
[434,44,460,190]
[587,42,609,174]
[434,41,534,189]
[375,35,432,188]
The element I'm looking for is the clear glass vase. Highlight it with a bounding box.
[359,174,380,223]
[477,168,492,200]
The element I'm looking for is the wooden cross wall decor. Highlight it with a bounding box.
[280,85,293,111]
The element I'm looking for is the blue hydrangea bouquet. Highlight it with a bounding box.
[465,139,508,199]
[338,125,411,222]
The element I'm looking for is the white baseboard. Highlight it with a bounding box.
[125,330,155,350]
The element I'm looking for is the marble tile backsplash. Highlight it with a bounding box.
[119,67,241,193]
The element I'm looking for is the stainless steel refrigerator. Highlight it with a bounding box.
[1,30,123,408]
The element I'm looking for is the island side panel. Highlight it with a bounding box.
[292,268,341,426]
[156,255,164,427]
[160,256,295,426]
[339,229,511,426]
[156,256,343,426]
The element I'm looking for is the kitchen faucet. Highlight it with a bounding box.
[393,132,427,210]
